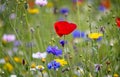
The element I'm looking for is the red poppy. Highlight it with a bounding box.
[101,0,110,9]
[116,17,120,28]
[54,21,77,37]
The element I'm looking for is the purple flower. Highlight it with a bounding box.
[14,40,21,47]
[9,13,16,20]
[46,46,62,56]
[0,3,5,13]
[59,40,67,47]
[35,0,48,6]
[98,5,106,12]
[59,8,69,15]
[94,64,102,72]
[97,37,102,41]
[47,60,60,70]
[2,34,16,42]
[72,30,86,38]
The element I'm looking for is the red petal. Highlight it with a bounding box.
[54,21,77,37]
[116,17,120,28]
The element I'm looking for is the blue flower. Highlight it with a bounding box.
[72,30,86,38]
[59,8,69,15]
[98,5,106,12]
[47,61,60,70]
[97,37,102,41]
[46,46,62,56]
[59,40,67,47]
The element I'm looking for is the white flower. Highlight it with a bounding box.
[35,0,48,6]
[10,75,17,77]
[32,52,47,59]
[74,67,84,76]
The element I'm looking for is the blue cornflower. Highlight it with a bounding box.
[59,40,67,47]
[47,60,60,70]
[98,5,106,12]
[72,30,86,38]
[59,8,69,15]
[97,37,102,41]
[46,46,62,56]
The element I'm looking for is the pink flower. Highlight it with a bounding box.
[35,0,48,6]
[2,34,16,42]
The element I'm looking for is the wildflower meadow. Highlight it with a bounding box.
[0,0,120,77]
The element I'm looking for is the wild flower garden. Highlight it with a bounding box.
[0,0,120,77]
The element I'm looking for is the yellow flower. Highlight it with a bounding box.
[54,59,67,66]
[3,63,14,72]
[41,58,46,63]
[36,65,44,71]
[114,74,119,77]
[14,57,22,63]
[30,63,36,68]
[28,8,39,14]
[88,33,103,39]
[30,63,36,71]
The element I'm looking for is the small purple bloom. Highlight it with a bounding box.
[60,8,69,15]
[97,37,102,41]
[0,3,5,13]
[14,40,21,47]
[47,60,60,70]
[94,64,102,72]
[35,0,48,7]
[60,40,67,47]
[9,13,16,20]
[46,46,62,56]
[98,5,106,12]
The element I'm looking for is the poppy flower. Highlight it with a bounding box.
[116,17,120,28]
[101,0,110,9]
[54,21,77,37]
